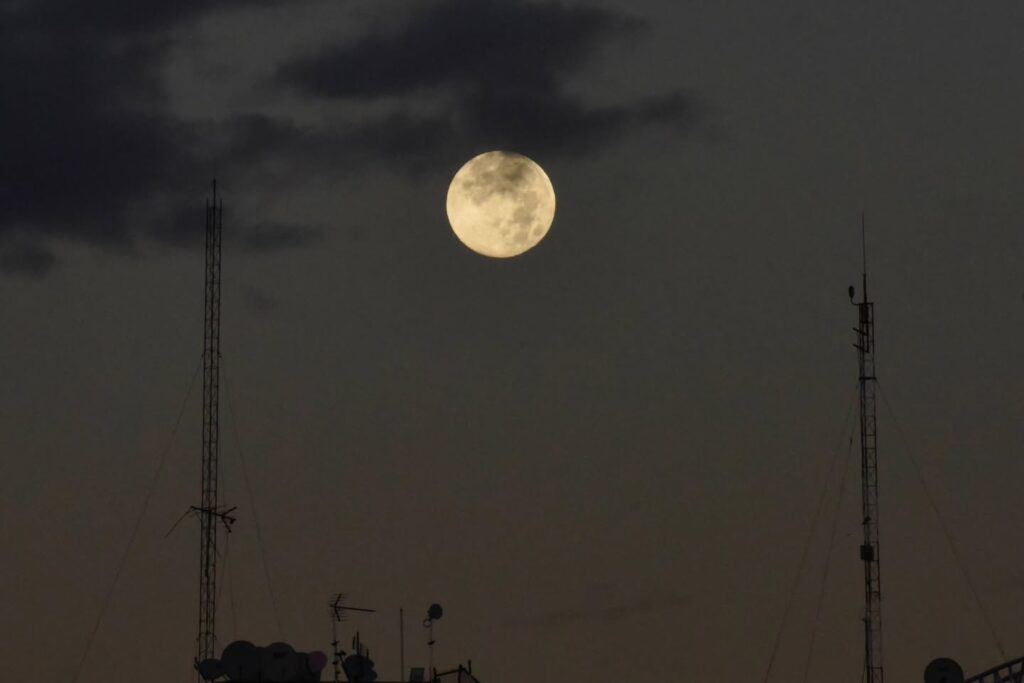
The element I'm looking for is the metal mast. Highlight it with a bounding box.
[852,216,883,683]
[195,180,234,675]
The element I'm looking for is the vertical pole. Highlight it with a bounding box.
[197,180,223,676]
[400,608,406,682]
[332,613,341,683]
[855,215,883,683]
[428,621,435,682]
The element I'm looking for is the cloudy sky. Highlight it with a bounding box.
[1,0,1022,681]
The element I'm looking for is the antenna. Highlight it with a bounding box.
[925,658,964,683]
[423,603,443,679]
[329,594,377,683]
[194,180,236,678]
[851,215,883,683]
[861,212,868,301]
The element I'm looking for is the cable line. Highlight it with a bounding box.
[877,381,1007,662]
[71,355,202,683]
[802,429,856,683]
[222,360,284,640]
[227,530,239,643]
[761,383,859,683]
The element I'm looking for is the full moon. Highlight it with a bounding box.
[446,151,556,258]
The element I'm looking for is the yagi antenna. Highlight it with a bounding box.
[330,594,377,622]
[329,594,376,683]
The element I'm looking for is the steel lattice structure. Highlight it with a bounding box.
[854,223,883,683]
[966,657,1024,683]
[196,181,229,675]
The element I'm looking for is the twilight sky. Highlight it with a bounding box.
[1,0,1023,681]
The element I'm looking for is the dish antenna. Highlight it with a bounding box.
[343,643,379,683]
[925,658,964,683]
[262,642,298,682]
[220,640,260,681]
[426,604,444,623]
[424,603,444,677]
[197,658,224,681]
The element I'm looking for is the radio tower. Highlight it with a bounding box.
[851,216,882,683]
[194,180,235,677]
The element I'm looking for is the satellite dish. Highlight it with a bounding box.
[925,658,964,683]
[221,640,259,681]
[428,603,444,621]
[307,650,329,673]
[197,658,225,681]
[262,642,298,682]
[343,653,378,683]
[848,285,856,300]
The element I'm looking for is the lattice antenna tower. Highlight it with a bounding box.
[194,180,236,677]
[850,214,883,683]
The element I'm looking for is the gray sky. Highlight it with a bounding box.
[1,0,1023,681]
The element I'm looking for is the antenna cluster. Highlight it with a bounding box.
[180,182,478,683]
[329,594,377,683]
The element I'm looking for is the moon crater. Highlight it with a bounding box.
[446,151,556,258]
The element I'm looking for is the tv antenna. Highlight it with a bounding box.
[330,594,376,683]
[849,213,883,683]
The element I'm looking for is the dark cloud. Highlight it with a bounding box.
[154,195,322,251]
[217,111,454,178]
[0,241,57,278]
[281,0,641,99]
[0,5,189,243]
[21,0,279,36]
[229,223,324,252]
[461,88,693,157]
[0,0,316,276]
[278,0,694,160]
[0,0,695,277]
